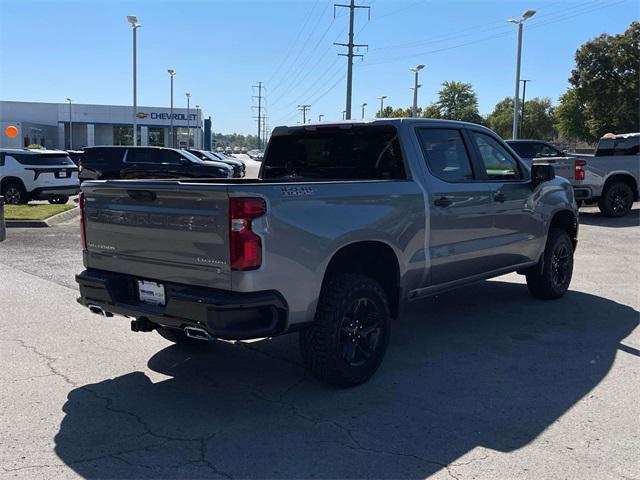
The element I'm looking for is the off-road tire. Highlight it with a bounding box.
[2,181,27,205]
[598,182,634,217]
[156,326,209,346]
[299,273,390,387]
[526,228,574,300]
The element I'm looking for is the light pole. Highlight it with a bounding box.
[185,92,191,147]
[410,65,424,118]
[195,104,201,148]
[377,95,387,118]
[342,110,346,120]
[127,15,140,146]
[167,69,176,147]
[318,114,324,122]
[66,98,73,149]
[508,9,536,139]
[520,79,531,138]
[361,102,367,120]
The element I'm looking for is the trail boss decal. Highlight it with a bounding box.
[280,186,316,197]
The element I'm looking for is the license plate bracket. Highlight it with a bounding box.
[137,280,166,306]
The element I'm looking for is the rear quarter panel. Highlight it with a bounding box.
[229,181,426,326]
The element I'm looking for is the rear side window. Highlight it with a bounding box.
[9,153,74,166]
[597,137,640,156]
[417,128,474,182]
[473,132,522,180]
[83,148,123,166]
[263,125,405,180]
[126,148,158,164]
[509,142,535,158]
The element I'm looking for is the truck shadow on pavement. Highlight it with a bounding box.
[579,206,640,228]
[55,280,639,479]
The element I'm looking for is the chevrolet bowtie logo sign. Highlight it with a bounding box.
[136,112,148,119]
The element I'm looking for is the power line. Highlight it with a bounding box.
[265,0,322,86]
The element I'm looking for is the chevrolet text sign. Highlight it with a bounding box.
[149,112,197,121]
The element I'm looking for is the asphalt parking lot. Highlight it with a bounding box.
[1,205,638,479]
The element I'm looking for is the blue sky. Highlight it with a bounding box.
[0,0,636,135]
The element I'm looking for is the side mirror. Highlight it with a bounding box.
[531,163,555,186]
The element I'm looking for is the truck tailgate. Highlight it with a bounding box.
[82,181,231,290]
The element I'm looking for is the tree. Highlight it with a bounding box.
[423,81,484,124]
[554,88,594,142]
[521,97,555,139]
[567,21,639,138]
[487,97,556,140]
[376,106,418,118]
[376,106,395,118]
[486,97,514,139]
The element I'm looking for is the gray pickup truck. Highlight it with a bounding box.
[508,134,639,217]
[76,119,578,386]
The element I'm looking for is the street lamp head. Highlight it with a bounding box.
[127,15,140,27]
[379,95,388,100]
[507,18,519,24]
[522,9,536,20]
[167,68,175,76]
[186,92,191,98]
[66,97,72,102]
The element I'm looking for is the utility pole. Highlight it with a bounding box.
[520,79,530,138]
[334,0,370,120]
[262,117,268,147]
[377,96,387,118]
[252,81,264,149]
[298,104,311,124]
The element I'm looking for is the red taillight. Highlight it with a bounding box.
[79,191,87,250]
[575,159,586,181]
[229,197,266,271]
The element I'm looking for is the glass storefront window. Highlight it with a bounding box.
[148,128,165,147]
[176,127,192,148]
[114,125,133,145]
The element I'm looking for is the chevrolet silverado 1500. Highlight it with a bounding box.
[76,119,578,386]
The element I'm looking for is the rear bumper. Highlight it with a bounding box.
[31,185,80,199]
[572,186,594,200]
[76,269,289,340]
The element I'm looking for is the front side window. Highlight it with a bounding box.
[126,148,157,164]
[417,128,474,182]
[473,132,522,180]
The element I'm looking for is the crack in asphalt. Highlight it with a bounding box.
[5,338,78,387]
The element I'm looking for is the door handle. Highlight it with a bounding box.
[434,196,453,207]
[493,192,506,203]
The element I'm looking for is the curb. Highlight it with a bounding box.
[6,206,79,228]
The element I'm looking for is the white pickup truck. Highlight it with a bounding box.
[508,134,639,217]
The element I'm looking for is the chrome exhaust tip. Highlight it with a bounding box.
[183,326,211,341]
[88,304,105,316]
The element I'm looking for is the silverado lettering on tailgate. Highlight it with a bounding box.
[85,208,222,232]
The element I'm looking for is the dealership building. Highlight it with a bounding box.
[0,100,206,150]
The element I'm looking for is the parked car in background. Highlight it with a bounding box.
[186,148,245,177]
[76,119,578,387]
[0,195,5,242]
[233,147,241,154]
[0,148,79,204]
[247,149,264,161]
[225,147,233,154]
[66,150,84,166]
[582,132,640,216]
[79,146,232,181]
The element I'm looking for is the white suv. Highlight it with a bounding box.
[0,149,80,204]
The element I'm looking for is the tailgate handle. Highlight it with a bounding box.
[127,190,157,202]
